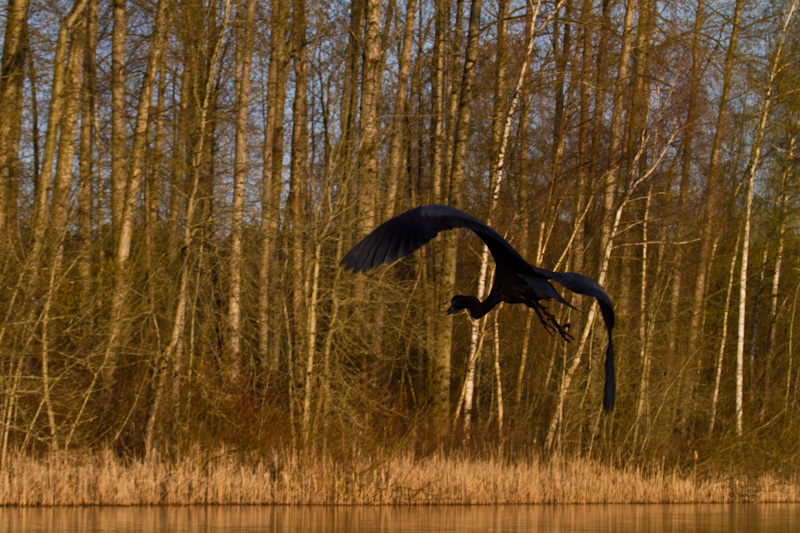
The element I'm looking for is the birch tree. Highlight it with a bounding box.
[227,0,256,377]
[734,0,796,435]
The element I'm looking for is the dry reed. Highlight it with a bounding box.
[2,450,798,506]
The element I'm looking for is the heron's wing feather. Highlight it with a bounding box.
[340,204,527,273]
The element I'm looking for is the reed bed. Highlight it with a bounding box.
[2,450,798,506]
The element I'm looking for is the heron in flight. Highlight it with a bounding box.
[340,204,615,411]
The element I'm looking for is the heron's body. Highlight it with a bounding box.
[340,204,616,411]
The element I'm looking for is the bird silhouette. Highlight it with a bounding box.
[340,204,616,412]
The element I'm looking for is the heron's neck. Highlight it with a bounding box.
[464,296,497,319]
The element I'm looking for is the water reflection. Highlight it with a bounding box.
[4,504,800,532]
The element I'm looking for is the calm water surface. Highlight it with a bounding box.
[4,504,800,532]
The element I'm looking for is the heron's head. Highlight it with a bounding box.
[446,295,479,315]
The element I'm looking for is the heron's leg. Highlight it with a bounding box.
[530,303,573,342]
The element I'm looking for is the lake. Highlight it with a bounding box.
[3,504,800,532]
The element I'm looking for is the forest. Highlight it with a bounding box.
[1,0,799,488]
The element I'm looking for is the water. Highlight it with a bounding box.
[3,504,800,532]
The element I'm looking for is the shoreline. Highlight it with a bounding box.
[2,450,798,506]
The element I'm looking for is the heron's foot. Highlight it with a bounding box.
[538,308,574,342]
[554,321,573,342]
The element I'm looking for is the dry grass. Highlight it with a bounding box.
[2,449,798,506]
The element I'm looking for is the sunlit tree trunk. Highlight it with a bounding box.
[430,0,446,202]
[302,243,322,444]
[0,0,30,244]
[341,0,363,156]
[633,186,652,445]
[30,0,89,261]
[0,0,31,458]
[513,7,536,419]
[357,0,382,231]
[110,0,127,244]
[764,137,794,418]
[442,0,465,193]
[20,0,89,451]
[460,0,510,436]
[259,0,289,374]
[425,0,448,420]
[41,4,88,449]
[460,0,542,435]
[227,0,256,378]
[535,0,570,261]
[384,0,417,217]
[492,313,504,445]
[289,0,310,443]
[596,0,634,269]
[573,0,594,276]
[102,0,171,399]
[77,0,99,304]
[710,231,741,435]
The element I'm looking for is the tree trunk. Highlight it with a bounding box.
[733,0,796,436]
[78,0,99,304]
[302,243,322,445]
[357,0,382,232]
[227,0,256,377]
[384,0,417,217]
[687,0,743,386]
[764,137,793,418]
[110,0,127,244]
[289,0,310,443]
[460,0,510,436]
[633,186,652,445]
[30,0,89,261]
[430,0,483,435]
[0,0,30,244]
[492,313,504,447]
[259,0,290,374]
[710,231,741,435]
[430,0,446,202]
[102,0,172,399]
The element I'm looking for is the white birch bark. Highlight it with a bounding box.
[709,232,741,435]
[633,186,652,444]
[227,0,256,373]
[734,0,796,435]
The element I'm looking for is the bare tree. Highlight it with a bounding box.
[227,0,257,377]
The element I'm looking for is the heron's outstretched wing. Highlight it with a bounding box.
[340,204,528,273]
[532,269,616,411]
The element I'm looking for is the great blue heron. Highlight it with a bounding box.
[340,204,616,411]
